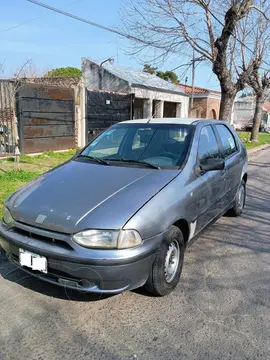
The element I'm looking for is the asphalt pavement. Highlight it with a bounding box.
[0,148,269,360]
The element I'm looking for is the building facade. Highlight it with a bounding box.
[232,96,270,130]
[82,58,190,120]
[177,83,221,120]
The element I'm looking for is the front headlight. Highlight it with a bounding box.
[3,206,13,226]
[73,229,142,249]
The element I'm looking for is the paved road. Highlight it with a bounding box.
[0,149,269,360]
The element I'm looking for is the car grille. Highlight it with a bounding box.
[10,224,73,251]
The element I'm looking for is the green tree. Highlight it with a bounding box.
[156,70,179,83]
[143,64,157,74]
[143,64,179,83]
[44,67,82,78]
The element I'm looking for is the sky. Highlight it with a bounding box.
[0,0,220,90]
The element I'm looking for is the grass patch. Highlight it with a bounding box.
[0,150,76,216]
[237,132,270,150]
[0,170,41,215]
[19,149,76,164]
[0,169,41,182]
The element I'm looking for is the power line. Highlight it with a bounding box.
[26,0,270,70]
[25,0,175,51]
[1,0,84,33]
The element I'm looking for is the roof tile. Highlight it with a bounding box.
[176,83,221,95]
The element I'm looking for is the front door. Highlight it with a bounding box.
[195,125,227,232]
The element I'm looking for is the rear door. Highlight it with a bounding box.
[213,124,243,207]
[195,125,227,232]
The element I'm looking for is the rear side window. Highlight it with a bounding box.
[197,125,220,161]
[215,125,237,157]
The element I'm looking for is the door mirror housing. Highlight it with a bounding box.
[200,158,225,172]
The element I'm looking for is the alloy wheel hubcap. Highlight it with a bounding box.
[164,240,180,283]
[238,185,245,209]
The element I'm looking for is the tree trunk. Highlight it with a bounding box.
[219,88,236,122]
[250,93,264,142]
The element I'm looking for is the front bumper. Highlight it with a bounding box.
[0,221,163,293]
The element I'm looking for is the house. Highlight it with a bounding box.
[232,96,270,131]
[177,83,221,119]
[82,58,189,119]
[262,103,270,130]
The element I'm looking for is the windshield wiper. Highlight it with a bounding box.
[77,155,110,165]
[106,158,160,169]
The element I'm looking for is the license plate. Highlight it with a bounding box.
[19,249,47,274]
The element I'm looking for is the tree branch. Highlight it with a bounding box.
[250,6,270,21]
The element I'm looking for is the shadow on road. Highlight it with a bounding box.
[0,254,115,302]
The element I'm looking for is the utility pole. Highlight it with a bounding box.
[190,51,195,115]
[189,54,206,117]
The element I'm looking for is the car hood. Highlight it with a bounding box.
[6,160,179,234]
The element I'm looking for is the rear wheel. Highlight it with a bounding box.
[227,179,246,217]
[145,226,185,296]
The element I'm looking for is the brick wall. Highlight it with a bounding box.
[190,98,208,118]
[206,97,220,119]
[190,96,220,119]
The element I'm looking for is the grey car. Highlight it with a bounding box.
[0,118,247,296]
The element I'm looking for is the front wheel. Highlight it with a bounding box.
[227,179,246,217]
[145,226,185,296]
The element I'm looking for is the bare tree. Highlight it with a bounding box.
[248,71,270,141]
[238,3,270,141]
[14,60,40,79]
[122,0,269,121]
[0,62,4,75]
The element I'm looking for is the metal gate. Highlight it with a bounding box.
[86,90,133,142]
[17,84,75,154]
[0,80,16,156]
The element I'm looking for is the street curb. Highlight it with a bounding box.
[247,144,270,156]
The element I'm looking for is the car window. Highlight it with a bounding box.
[87,128,128,157]
[215,125,237,157]
[132,128,155,150]
[198,126,220,162]
[81,124,194,168]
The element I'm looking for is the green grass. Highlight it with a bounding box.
[237,132,270,150]
[0,170,41,215]
[0,150,76,216]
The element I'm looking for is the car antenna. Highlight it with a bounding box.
[147,109,156,123]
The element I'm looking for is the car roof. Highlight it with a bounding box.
[120,118,229,126]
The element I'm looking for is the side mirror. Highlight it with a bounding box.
[200,158,225,172]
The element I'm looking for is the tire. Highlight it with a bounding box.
[227,179,246,217]
[145,225,185,296]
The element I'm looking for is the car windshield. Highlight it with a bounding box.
[79,123,194,168]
